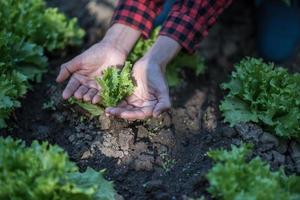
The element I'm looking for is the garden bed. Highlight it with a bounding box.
[2,0,300,199]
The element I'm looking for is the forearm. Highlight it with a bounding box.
[142,36,181,70]
[102,23,141,57]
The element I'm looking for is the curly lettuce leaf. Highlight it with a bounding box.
[68,97,104,117]
[0,71,27,128]
[0,0,85,51]
[0,137,116,200]
[127,27,160,63]
[97,61,134,107]
[220,57,300,138]
[0,0,84,128]
[207,143,300,200]
[167,52,205,87]
[68,168,115,200]
[0,32,47,127]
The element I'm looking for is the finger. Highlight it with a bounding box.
[153,93,171,117]
[105,100,129,113]
[62,77,81,99]
[83,88,98,102]
[107,106,153,120]
[117,100,129,108]
[86,80,100,90]
[72,74,100,90]
[56,56,82,83]
[74,85,89,100]
[92,92,101,104]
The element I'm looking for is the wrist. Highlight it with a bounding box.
[143,36,181,70]
[102,23,141,57]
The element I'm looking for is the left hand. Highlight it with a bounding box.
[105,59,171,120]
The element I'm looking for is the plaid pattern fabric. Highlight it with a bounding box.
[111,0,164,37]
[111,0,232,53]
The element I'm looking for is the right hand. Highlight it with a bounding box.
[106,59,171,120]
[56,41,126,104]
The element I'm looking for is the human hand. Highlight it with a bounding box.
[105,59,171,119]
[105,36,181,120]
[56,24,140,103]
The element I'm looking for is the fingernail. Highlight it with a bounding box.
[56,75,62,83]
[62,93,68,100]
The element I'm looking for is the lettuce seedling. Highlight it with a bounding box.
[220,57,300,138]
[207,143,300,200]
[0,136,116,200]
[68,62,135,114]
[97,61,135,107]
[69,97,104,117]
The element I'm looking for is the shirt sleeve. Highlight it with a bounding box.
[111,0,164,38]
[159,0,232,53]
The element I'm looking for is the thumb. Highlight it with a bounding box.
[56,56,82,83]
[153,92,171,118]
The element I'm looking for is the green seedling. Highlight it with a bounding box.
[42,99,56,110]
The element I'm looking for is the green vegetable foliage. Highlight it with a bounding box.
[97,62,135,107]
[207,143,300,200]
[0,136,116,200]
[0,0,84,51]
[0,71,27,128]
[220,57,300,138]
[0,0,84,128]
[68,62,134,113]
[69,97,104,117]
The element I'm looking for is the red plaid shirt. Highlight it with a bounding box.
[111,0,232,53]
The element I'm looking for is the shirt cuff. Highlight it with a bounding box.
[159,0,232,54]
[111,1,158,38]
[159,11,208,54]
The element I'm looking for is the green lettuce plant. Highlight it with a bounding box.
[207,143,300,200]
[0,72,27,128]
[0,0,84,51]
[0,32,47,128]
[220,57,300,138]
[68,61,134,114]
[166,52,205,87]
[0,136,116,200]
[97,62,134,107]
[127,28,160,63]
[0,0,84,128]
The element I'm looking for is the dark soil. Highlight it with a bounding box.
[2,1,300,199]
